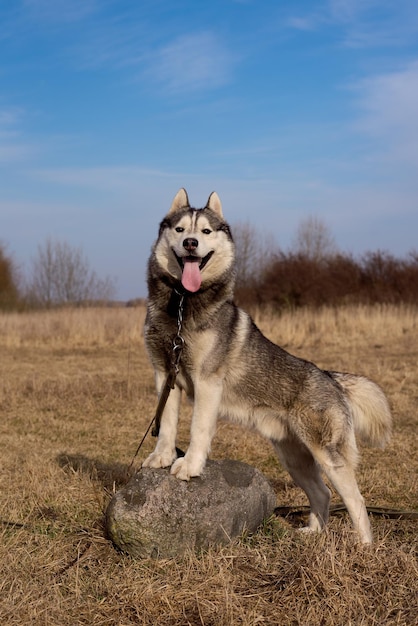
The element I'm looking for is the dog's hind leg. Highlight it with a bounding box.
[142,370,182,470]
[314,445,373,544]
[273,436,331,534]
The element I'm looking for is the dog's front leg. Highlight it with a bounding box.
[142,369,181,469]
[170,377,222,481]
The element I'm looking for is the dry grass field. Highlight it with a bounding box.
[0,304,417,625]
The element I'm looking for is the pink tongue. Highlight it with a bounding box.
[181,259,202,292]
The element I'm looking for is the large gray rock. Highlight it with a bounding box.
[106,459,277,558]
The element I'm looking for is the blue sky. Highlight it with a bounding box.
[1,0,418,299]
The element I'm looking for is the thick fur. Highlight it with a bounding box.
[143,188,393,543]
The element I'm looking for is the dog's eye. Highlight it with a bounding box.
[201,228,212,235]
[175,227,184,233]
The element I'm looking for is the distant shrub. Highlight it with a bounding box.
[0,244,20,310]
[359,250,418,304]
[235,249,418,310]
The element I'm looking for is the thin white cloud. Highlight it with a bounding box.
[0,106,24,127]
[30,165,179,190]
[0,143,34,163]
[285,15,320,31]
[3,3,236,99]
[283,0,369,36]
[328,0,378,22]
[284,10,324,32]
[38,10,236,97]
[68,14,149,71]
[0,106,35,163]
[285,0,418,48]
[144,32,235,94]
[352,60,418,167]
[23,0,99,23]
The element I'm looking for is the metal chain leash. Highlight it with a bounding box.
[127,291,186,475]
[152,290,185,437]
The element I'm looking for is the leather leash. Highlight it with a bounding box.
[274,504,418,521]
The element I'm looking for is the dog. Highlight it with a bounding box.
[142,188,392,543]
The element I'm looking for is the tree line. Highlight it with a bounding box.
[235,248,418,309]
[0,238,115,310]
[1,218,418,310]
[233,218,418,309]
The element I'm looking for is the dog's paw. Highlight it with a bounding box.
[298,526,318,535]
[142,448,177,469]
[170,456,203,481]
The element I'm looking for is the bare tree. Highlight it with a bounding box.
[28,238,116,306]
[233,221,258,288]
[233,221,276,290]
[293,215,336,262]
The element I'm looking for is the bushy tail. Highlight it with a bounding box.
[331,372,392,448]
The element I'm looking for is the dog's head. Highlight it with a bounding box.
[152,189,235,293]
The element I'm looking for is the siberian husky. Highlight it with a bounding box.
[142,188,392,543]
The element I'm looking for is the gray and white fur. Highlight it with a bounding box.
[143,188,392,544]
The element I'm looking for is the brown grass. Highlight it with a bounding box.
[0,304,417,625]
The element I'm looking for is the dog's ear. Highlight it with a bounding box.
[206,192,223,217]
[168,188,190,214]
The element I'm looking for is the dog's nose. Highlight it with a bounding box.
[183,238,198,252]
